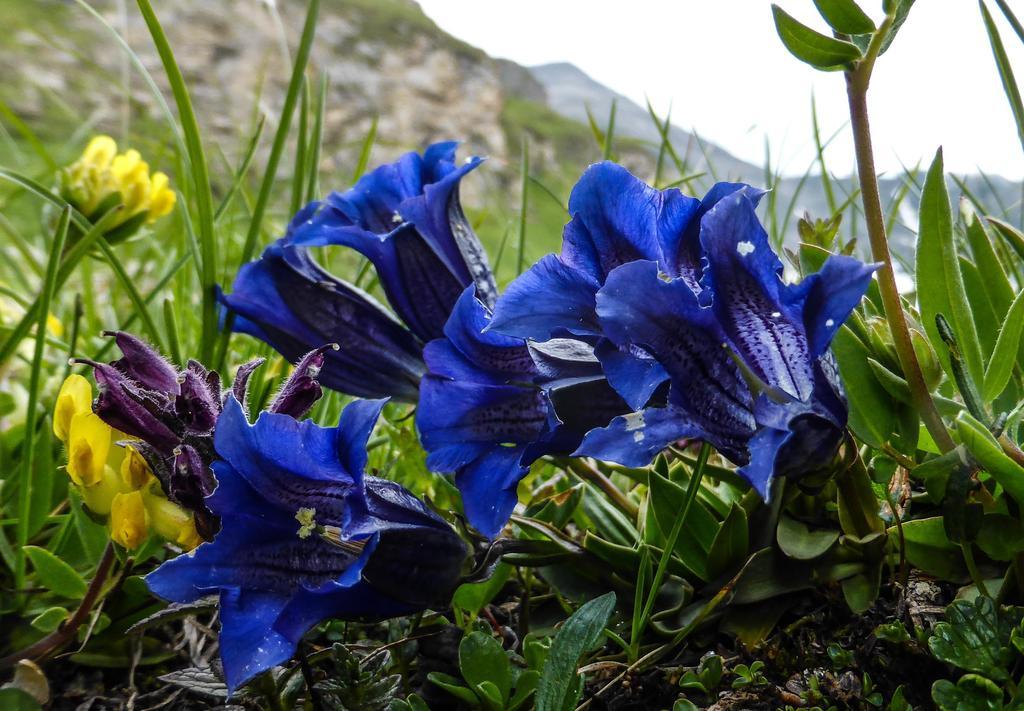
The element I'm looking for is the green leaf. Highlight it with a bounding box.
[707,504,748,577]
[831,326,896,447]
[878,0,917,54]
[459,632,511,705]
[982,289,1024,400]
[776,516,839,560]
[536,591,616,711]
[964,207,1014,324]
[956,411,1024,506]
[0,689,42,711]
[427,672,481,706]
[509,669,539,711]
[30,606,69,633]
[932,674,1003,711]
[977,514,1024,561]
[24,545,87,599]
[898,517,966,580]
[647,470,715,580]
[928,597,1015,680]
[813,0,876,34]
[772,5,863,70]
[917,149,985,385]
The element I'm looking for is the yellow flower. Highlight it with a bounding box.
[80,465,128,516]
[65,412,111,487]
[53,374,92,443]
[145,493,201,551]
[58,135,176,231]
[120,444,155,490]
[110,491,148,549]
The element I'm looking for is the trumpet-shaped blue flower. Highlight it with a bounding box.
[577,188,877,497]
[145,396,467,693]
[491,163,876,498]
[219,142,496,401]
[417,288,629,537]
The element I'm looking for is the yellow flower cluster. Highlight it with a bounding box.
[58,136,176,229]
[53,375,200,551]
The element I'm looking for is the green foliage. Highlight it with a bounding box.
[771,5,863,71]
[536,592,615,711]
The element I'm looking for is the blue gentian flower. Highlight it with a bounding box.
[219,142,496,401]
[576,187,877,497]
[490,163,876,498]
[146,395,467,694]
[417,287,629,538]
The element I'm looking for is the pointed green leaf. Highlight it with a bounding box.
[964,206,1014,319]
[25,545,87,598]
[813,0,876,34]
[983,289,1024,400]
[916,149,985,385]
[536,592,616,711]
[772,5,863,70]
[460,632,512,705]
[831,325,896,447]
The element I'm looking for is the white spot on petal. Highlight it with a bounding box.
[736,240,755,256]
[771,311,781,318]
[633,430,645,443]
[391,211,403,224]
[825,318,835,328]
[623,411,645,432]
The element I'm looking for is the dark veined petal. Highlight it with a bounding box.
[699,190,815,400]
[213,397,363,529]
[218,242,425,402]
[562,161,701,280]
[428,287,537,382]
[596,260,756,461]
[398,144,498,307]
[487,254,602,340]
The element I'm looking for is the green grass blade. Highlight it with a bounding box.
[214,116,266,223]
[290,77,310,216]
[603,99,617,160]
[811,93,838,214]
[352,115,379,183]
[163,297,183,366]
[516,137,530,276]
[15,206,71,590]
[983,289,1024,399]
[981,0,1024,156]
[306,74,328,202]
[136,0,218,360]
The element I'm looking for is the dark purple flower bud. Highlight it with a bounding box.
[269,345,335,419]
[230,357,266,414]
[176,367,220,434]
[79,359,181,451]
[186,359,222,405]
[105,331,180,394]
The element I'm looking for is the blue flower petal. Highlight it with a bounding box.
[596,260,756,461]
[699,190,815,400]
[594,339,668,410]
[795,255,879,358]
[335,398,388,491]
[218,588,295,694]
[573,405,703,467]
[455,445,530,539]
[739,426,790,499]
[487,254,602,340]
[562,162,701,279]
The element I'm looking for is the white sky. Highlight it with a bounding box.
[417,0,1024,179]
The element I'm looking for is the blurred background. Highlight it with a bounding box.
[2,0,1023,276]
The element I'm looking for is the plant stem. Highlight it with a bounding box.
[845,32,956,454]
[564,458,639,519]
[961,542,991,598]
[1,542,116,668]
